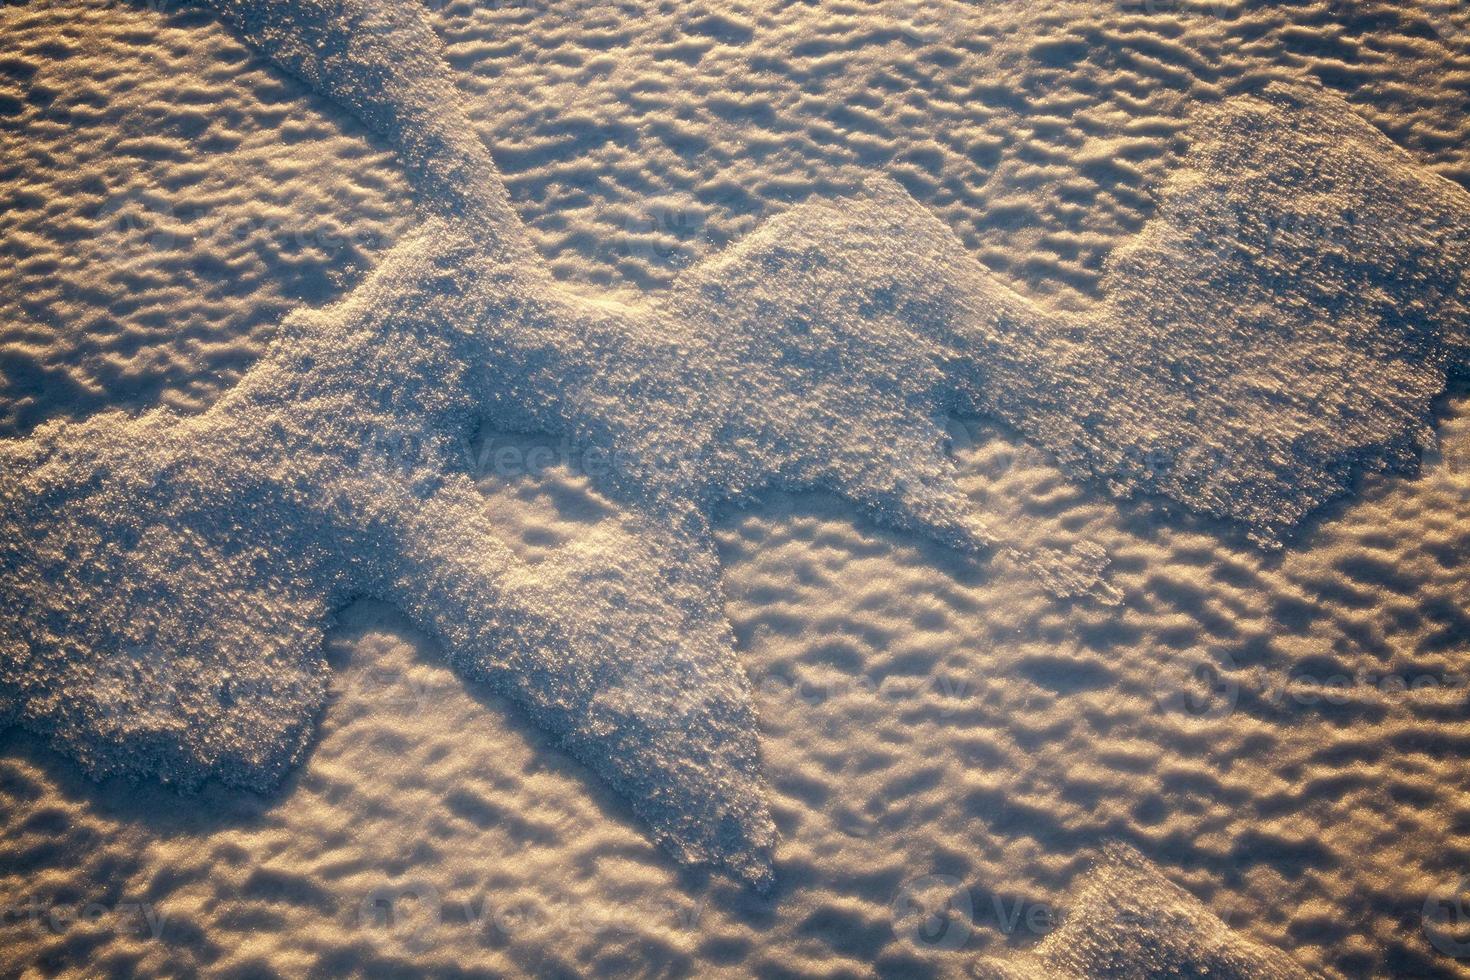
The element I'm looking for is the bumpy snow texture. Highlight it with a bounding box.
[1,0,1468,890]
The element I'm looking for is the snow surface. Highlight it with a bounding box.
[3,0,1470,975]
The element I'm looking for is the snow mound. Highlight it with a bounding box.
[2,0,1468,894]
[982,845,1314,979]
[196,0,1470,549]
[1082,82,1470,545]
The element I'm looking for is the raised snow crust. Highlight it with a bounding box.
[2,0,1468,893]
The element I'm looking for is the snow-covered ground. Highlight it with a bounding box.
[3,1,1470,976]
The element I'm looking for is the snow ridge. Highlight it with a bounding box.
[1,0,1468,890]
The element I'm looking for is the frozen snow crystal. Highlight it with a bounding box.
[2,0,1468,890]
[980,844,1313,979]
